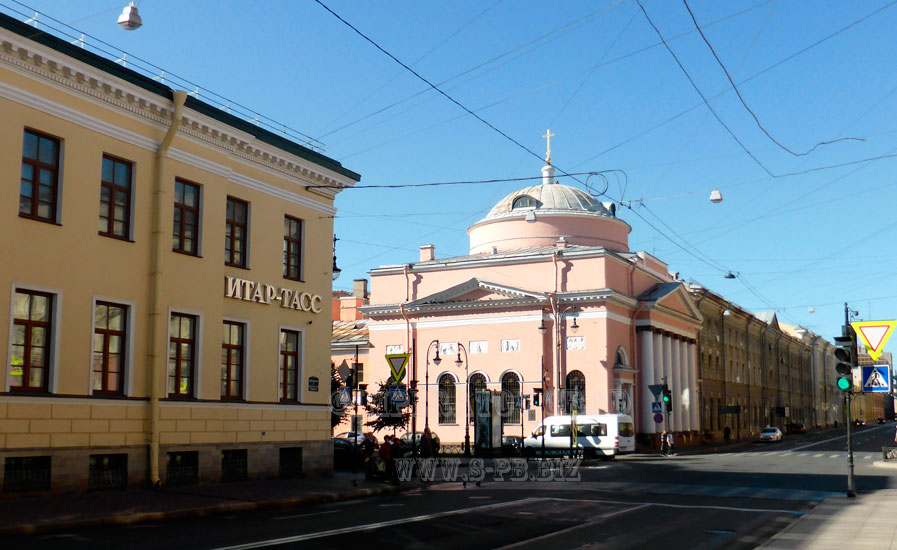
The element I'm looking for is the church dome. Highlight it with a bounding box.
[485,183,614,220]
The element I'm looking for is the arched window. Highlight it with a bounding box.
[501,372,521,424]
[512,195,537,209]
[468,373,487,423]
[565,370,586,415]
[438,374,456,424]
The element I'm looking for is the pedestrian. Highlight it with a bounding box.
[724,426,731,444]
[362,433,376,479]
[420,428,433,459]
[665,431,675,456]
[388,435,400,484]
[379,435,392,483]
[432,432,440,455]
[660,430,668,456]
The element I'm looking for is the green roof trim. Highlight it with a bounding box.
[0,11,360,182]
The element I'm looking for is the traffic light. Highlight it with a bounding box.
[533,390,541,407]
[834,329,856,392]
[662,384,672,412]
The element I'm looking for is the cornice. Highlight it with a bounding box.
[0,30,356,197]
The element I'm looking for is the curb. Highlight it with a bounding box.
[0,483,415,537]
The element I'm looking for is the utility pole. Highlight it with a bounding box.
[844,303,856,498]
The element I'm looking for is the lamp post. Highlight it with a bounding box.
[554,305,579,416]
[456,343,470,457]
[538,319,547,458]
[425,340,441,431]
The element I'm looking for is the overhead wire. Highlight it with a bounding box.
[682,0,863,157]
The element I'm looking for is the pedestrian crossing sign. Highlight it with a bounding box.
[652,402,663,414]
[861,365,890,393]
[851,320,896,362]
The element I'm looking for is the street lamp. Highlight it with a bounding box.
[331,235,341,281]
[456,343,470,457]
[425,340,441,431]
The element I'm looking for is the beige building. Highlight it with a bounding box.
[0,13,359,492]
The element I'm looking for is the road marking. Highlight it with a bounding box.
[544,497,806,516]
[494,503,651,549]
[813,454,824,458]
[829,454,839,458]
[469,496,492,499]
[210,498,544,549]
[272,510,339,521]
[378,503,404,507]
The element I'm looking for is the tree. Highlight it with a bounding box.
[363,379,411,435]
[330,363,348,429]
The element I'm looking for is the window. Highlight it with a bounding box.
[550,424,571,437]
[92,302,127,395]
[221,321,244,400]
[99,156,132,239]
[173,179,200,255]
[468,373,487,423]
[501,372,521,424]
[512,195,537,209]
[20,129,60,223]
[279,329,300,402]
[283,216,303,281]
[225,197,248,267]
[4,456,51,492]
[564,370,586,415]
[438,374,456,424]
[168,313,196,397]
[10,290,53,392]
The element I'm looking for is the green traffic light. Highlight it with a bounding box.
[837,377,852,391]
[662,394,670,402]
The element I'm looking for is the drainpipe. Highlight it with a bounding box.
[148,90,187,486]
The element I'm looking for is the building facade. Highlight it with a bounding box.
[0,13,359,492]
[360,158,703,449]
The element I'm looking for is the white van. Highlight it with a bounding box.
[523,415,617,458]
[595,414,635,454]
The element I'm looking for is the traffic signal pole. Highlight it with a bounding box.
[844,304,857,498]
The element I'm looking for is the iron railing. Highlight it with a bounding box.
[88,454,127,491]
[3,456,51,492]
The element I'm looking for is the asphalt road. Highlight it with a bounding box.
[11,424,897,550]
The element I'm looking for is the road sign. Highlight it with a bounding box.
[648,384,663,400]
[851,320,897,361]
[651,402,663,414]
[861,365,890,393]
[385,353,410,383]
[653,413,664,424]
[338,386,351,406]
[389,384,408,406]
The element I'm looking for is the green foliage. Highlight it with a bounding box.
[363,379,411,433]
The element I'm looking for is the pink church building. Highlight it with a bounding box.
[361,157,704,448]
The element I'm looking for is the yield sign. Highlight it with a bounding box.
[851,320,897,361]
[385,353,410,383]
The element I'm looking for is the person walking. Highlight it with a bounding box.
[379,435,393,483]
[660,430,668,456]
[420,428,434,459]
[665,431,675,456]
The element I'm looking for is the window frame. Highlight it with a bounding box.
[501,371,521,424]
[279,328,302,402]
[224,197,249,268]
[91,301,128,396]
[98,155,133,240]
[9,289,54,393]
[173,179,201,256]
[221,320,245,400]
[438,373,456,425]
[282,215,303,282]
[168,312,197,398]
[19,128,61,224]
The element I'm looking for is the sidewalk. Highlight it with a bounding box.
[0,471,418,536]
[757,488,897,549]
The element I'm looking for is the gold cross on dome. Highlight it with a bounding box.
[542,129,555,165]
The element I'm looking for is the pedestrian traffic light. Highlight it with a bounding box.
[662,384,672,412]
[833,329,856,392]
[533,389,541,407]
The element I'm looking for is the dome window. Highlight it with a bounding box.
[512,195,538,209]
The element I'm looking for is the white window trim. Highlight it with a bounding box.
[6,283,63,394]
[222,316,250,400]
[167,307,204,399]
[88,296,136,396]
[277,324,305,403]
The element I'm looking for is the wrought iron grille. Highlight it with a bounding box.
[89,454,127,491]
[3,456,51,492]
[166,451,198,486]
[221,449,248,482]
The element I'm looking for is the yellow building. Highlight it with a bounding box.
[0,13,359,491]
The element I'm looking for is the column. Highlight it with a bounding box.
[678,339,690,432]
[671,338,681,432]
[662,335,672,430]
[688,341,699,432]
[653,333,664,386]
[640,330,656,434]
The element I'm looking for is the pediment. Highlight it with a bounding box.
[410,278,546,307]
[638,282,702,323]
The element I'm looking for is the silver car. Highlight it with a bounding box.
[759,427,783,442]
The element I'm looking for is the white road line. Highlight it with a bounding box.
[543,497,806,516]
[813,454,824,458]
[272,510,339,521]
[494,503,651,549]
[829,454,839,458]
[210,498,544,549]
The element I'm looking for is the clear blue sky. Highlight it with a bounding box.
[7,0,897,344]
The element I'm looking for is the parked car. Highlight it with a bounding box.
[333,438,360,469]
[853,419,866,427]
[335,432,376,446]
[758,427,783,442]
[786,423,806,434]
[877,417,887,424]
[501,435,524,456]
